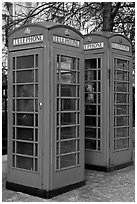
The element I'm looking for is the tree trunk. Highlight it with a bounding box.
[101,2,121,32]
[102,2,112,31]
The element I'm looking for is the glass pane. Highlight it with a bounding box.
[61,127,76,139]
[13,71,15,83]
[35,100,38,112]
[35,159,38,171]
[57,55,59,68]
[115,82,128,92]
[85,70,97,81]
[60,71,76,83]
[61,85,76,97]
[115,127,129,138]
[35,85,38,97]
[35,144,38,156]
[16,99,34,112]
[35,70,38,82]
[61,113,76,125]
[17,113,34,126]
[115,70,129,81]
[98,140,100,150]
[13,86,15,97]
[77,72,80,83]
[85,92,96,104]
[85,59,97,69]
[85,128,96,138]
[56,157,59,169]
[98,117,100,126]
[115,93,128,103]
[85,139,96,150]
[61,99,76,111]
[35,54,38,67]
[12,155,15,167]
[60,154,76,169]
[35,114,38,127]
[98,129,100,138]
[56,142,59,155]
[77,86,80,97]
[85,105,96,115]
[35,129,38,141]
[87,82,96,92]
[98,58,101,68]
[16,142,33,155]
[13,57,15,70]
[16,156,33,170]
[114,105,129,115]
[98,82,100,92]
[57,99,59,111]
[60,140,76,154]
[61,56,76,70]
[115,116,129,126]
[57,114,59,126]
[98,105,100,115]
[117,59,128,70]
[17,55,34,69]
[16,128,34,141]
[85,116,96,126]
[98,70,100,80]
[16,85,34,97]
[77,139,80,151]
[115,138,129,150]
[17,70,34,83]
[85,83,96,103]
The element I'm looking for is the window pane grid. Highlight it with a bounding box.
[85,58,101,151]
[12,54,39,172]
[113,58,130,151]
[56,55,80,170]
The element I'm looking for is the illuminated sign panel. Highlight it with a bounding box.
[53,35,80,47]
[13,34,44,46]
[84,42,104,50]
[111,43,129,52]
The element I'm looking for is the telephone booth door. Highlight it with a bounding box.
[8,48,43,188]
[85,53,108,168]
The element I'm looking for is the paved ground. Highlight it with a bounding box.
[2,152,135,202]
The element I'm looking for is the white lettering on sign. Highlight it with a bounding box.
[13,34,44,46]
[84,42,104,50]
[111,43,129,52]
[53,35,80,47]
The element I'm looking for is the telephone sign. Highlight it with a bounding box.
[13,34,44,46]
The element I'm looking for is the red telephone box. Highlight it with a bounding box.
[84,32,133,171]
[6,22,85,198]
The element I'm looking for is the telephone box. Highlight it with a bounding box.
[84,32,133,171]
[6,22,85,198]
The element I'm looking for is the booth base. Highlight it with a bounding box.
[6,180,86,199]
[85,160,134,172]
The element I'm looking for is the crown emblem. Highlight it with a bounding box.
[24,27,31,35]
[64,29,70,36]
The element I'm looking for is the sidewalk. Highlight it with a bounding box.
[2,153,135,202]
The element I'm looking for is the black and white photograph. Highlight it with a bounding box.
[2,1,135,202]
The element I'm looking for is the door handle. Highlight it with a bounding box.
[39,102,43,109]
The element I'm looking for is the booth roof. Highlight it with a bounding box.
[84,31,131,43]
[9,21,83,38]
